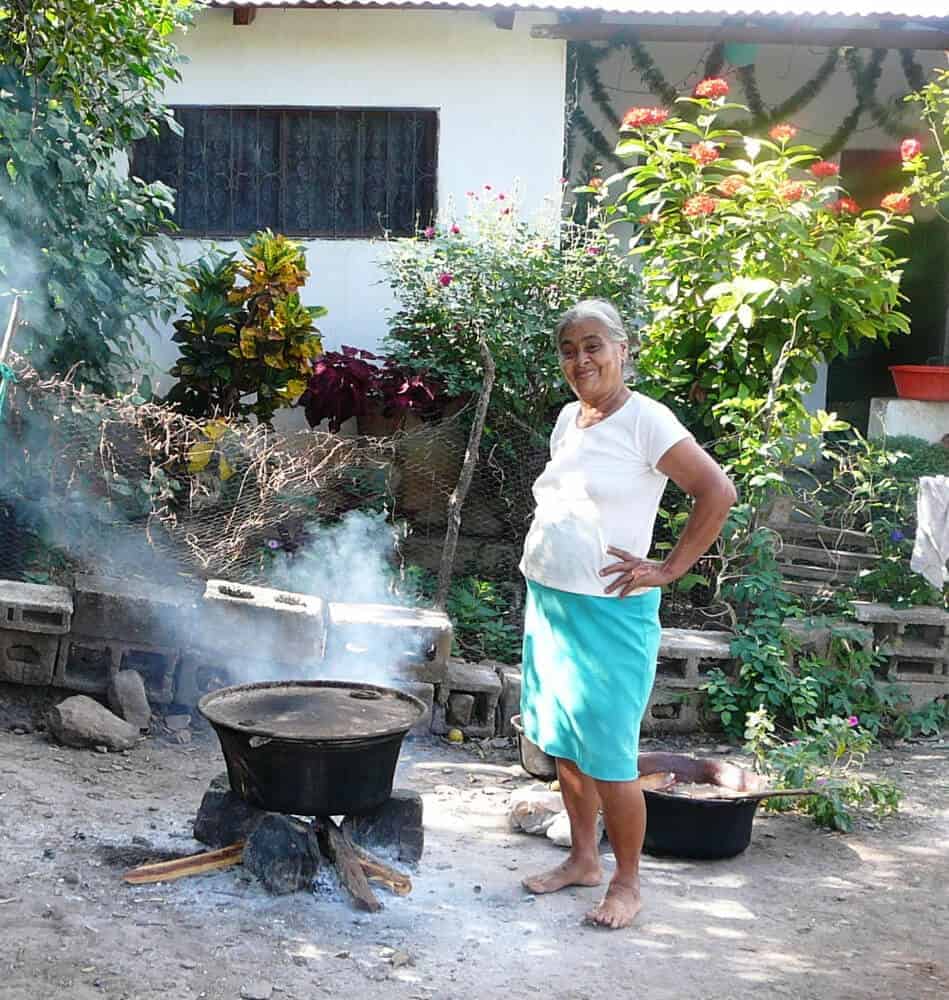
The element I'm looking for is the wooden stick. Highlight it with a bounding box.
[122,842,244,884]
[350,841,412,897]
[312,818,382,913]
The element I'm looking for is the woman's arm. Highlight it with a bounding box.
[601,438,737,597]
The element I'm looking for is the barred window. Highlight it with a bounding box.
[132,106,438,238]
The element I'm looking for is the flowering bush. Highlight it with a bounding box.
[902,67,949,218]
[382,190,645,429]
[598,78,913,481]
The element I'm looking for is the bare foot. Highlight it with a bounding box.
[521,856,603,895]
[583,875,642,929]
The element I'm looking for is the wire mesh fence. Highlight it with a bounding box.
[0,355,549,633]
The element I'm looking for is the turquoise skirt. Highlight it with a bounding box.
[520,579,661,782]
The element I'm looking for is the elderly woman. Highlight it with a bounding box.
[519,299,736,929]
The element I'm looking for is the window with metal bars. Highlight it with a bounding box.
[131,106,438,238]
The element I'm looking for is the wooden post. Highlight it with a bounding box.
[435,331,496,610]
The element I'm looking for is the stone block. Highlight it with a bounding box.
[895,678,949,711]
[193,772,268,848]
[47,694,139,751]
[445,658,502,737]
[343,789,424,863]
[448,692,475,727]
[641,685,704,735]
[391,680,434,737]
[243,814,319,895]
[201,580,326,666]
[325,602,452,684]
[852,601,949,628]
[0,580,72,635]
[495,664,522,737]
[72,573,199,645]
[54,635,178,704]
[868,397,949,445]
[0,628,60,685]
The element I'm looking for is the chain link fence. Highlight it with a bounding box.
[0,356,548,640]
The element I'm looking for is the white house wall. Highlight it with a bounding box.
[152,8,566,383]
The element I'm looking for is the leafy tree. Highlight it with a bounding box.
[0,1,195,393]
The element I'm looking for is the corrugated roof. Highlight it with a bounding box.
[208,0,949,19]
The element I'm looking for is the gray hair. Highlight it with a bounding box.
[553,299,639,377]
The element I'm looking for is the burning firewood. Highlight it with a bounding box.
[311,817,382,912]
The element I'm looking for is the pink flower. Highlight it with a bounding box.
[501,207,511,215]
[778,180,806,202]
[498,192,506,200]
[810,160,839,178]
[622,106,670,128]
[847,715,859,728]
[437,272,453,287]
[901,138,922,161]
[881,191,911,214]
[559,176,568,184]
[690,141,721,166]
[683,194,719,217]
[466,190,476,197]
[585,245,603,255]
[828,196,860,215]
[450,224,461,234]
[769,123,798,143]
[694,77,730,99]
[483,184,492,191]
[422,226,436,239]
[718,174,747,197]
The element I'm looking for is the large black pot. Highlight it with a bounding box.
[638,751,770,860]
[198,680,425,817]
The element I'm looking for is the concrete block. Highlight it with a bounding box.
[72,573,199,644]
[174,649,291,707]
[852,601,949,628]
[201,580,326,665]
[0,580,72,635]
[641,685,704,735]
[448,692,475,727]
[895,678,949,711]
[445,659,502,736]
[659,628,733,660]
[0,628,60,685]
[54,635,179,703]
[496,664,522,737]
[868,397,949,445]
[325,602,452,683]
[391,680,434,737]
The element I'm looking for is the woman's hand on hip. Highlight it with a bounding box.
[600,546,676,597]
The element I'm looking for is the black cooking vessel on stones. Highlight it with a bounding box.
[638,751,771,860]
[198,680,425,816]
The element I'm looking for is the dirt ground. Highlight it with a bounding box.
[0,684,947,1000]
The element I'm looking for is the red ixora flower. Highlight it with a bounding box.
[690,141,721,166]
[881,191,911,214]
[778,180,806,202]
[621,106,670,128]
[769,123,798,143]
[437,272,453,287]
[718,174,747,197]
[901,138,923,161]
[683,194,719,217]
[450,224,461,234]
[810,160,839,178]
[829,196,860,215]
[694,77,729,99]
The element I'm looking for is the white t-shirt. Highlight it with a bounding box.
[520,393,692,597]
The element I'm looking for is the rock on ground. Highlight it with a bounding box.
[344,788,424,863]
[242,814,319,895]
[106,670,152,731]
[46,695,139,751]
[193,772,267,848]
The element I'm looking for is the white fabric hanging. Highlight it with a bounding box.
[910,475,949,590]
